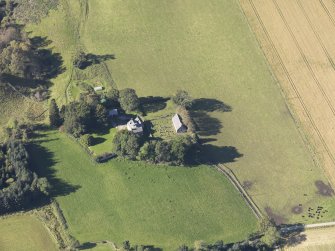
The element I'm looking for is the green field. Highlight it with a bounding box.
[26,0,335,223]
[89,127,117,156]
[0,214,58,251]
[29,130,257,249]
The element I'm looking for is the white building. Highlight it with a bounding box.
[127,116,144,134]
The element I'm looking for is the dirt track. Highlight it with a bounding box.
[240,0,335,186]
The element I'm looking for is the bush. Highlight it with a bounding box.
[80,134,93,147]
[172,90,193,108]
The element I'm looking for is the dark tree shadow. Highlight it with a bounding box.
[279,223,306,248]
[198,145,243,165]
[140,96,170,115]
[27,141,81,197]
[75,53,116,70]
[78,242,97,250]
[191,111,223,136]
[92,137,106,146]
[191,98,232,112]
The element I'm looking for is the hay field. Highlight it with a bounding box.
[240,0,335,187]
[27,0,335,223]
[286,226,335,251]
[0,214,58,251]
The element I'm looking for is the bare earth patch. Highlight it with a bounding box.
[265,206,288,225]
[315,180,334,197]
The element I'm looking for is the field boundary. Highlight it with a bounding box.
[216,164,263,219]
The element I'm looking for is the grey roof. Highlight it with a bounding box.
[172,114,184,132]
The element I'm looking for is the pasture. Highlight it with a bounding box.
[27,0,335,223]
[29,130,257,250]
[0,214,58,251]
[240,0,335,189]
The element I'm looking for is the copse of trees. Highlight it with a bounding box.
[138,135,197,165]
[112,130,141,160]
[0,129,50,214]
[0,2,63,87]
[61,95,109,137]
[119,88,140,112]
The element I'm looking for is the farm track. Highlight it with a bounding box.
[216,164,263,219]
[240,0,335,186]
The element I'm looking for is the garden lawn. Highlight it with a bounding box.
[29,130,257,250]
[0,214,58,251]
[89,127,117,156]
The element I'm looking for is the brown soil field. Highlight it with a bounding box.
[286,226,335,251]
[240,0,335,187]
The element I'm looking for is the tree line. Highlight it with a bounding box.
[0,126,49,214]
[0,0,63,96]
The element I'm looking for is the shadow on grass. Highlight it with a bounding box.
[279,223,306,248]
[191,111,222,136]
[27,140,81,197]
[76,53,116,70]
[198,144,243,165]
[192,98,232,112]
[140,96,170,115]
[92,137,106,145]
[78,242,97,250]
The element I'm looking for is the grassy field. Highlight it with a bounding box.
[29,130,257,249]
[0,214,58,251]
[26,0,335,223]
[240,0,335,186]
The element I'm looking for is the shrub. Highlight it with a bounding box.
[80,134,93,147]
[172,90,193,108]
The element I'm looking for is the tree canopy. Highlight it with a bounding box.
[172,90,193,108]
[119,88,140,112]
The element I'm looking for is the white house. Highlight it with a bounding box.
[127,116,144,134]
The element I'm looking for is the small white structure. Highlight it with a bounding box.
[127,116,144,134]
[94,86,103,91]
[108,109,118,117]
[172,114,187,133]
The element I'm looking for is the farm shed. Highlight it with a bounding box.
[94,86,103,91]
[172,114,187,133]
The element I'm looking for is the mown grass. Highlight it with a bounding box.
[30,130,257,250]
[25,0,335,226]
[0,214,58,251]
[89,127,117,156]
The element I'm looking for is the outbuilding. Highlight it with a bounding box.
[94,86,103,91]
[172,114,187,133]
